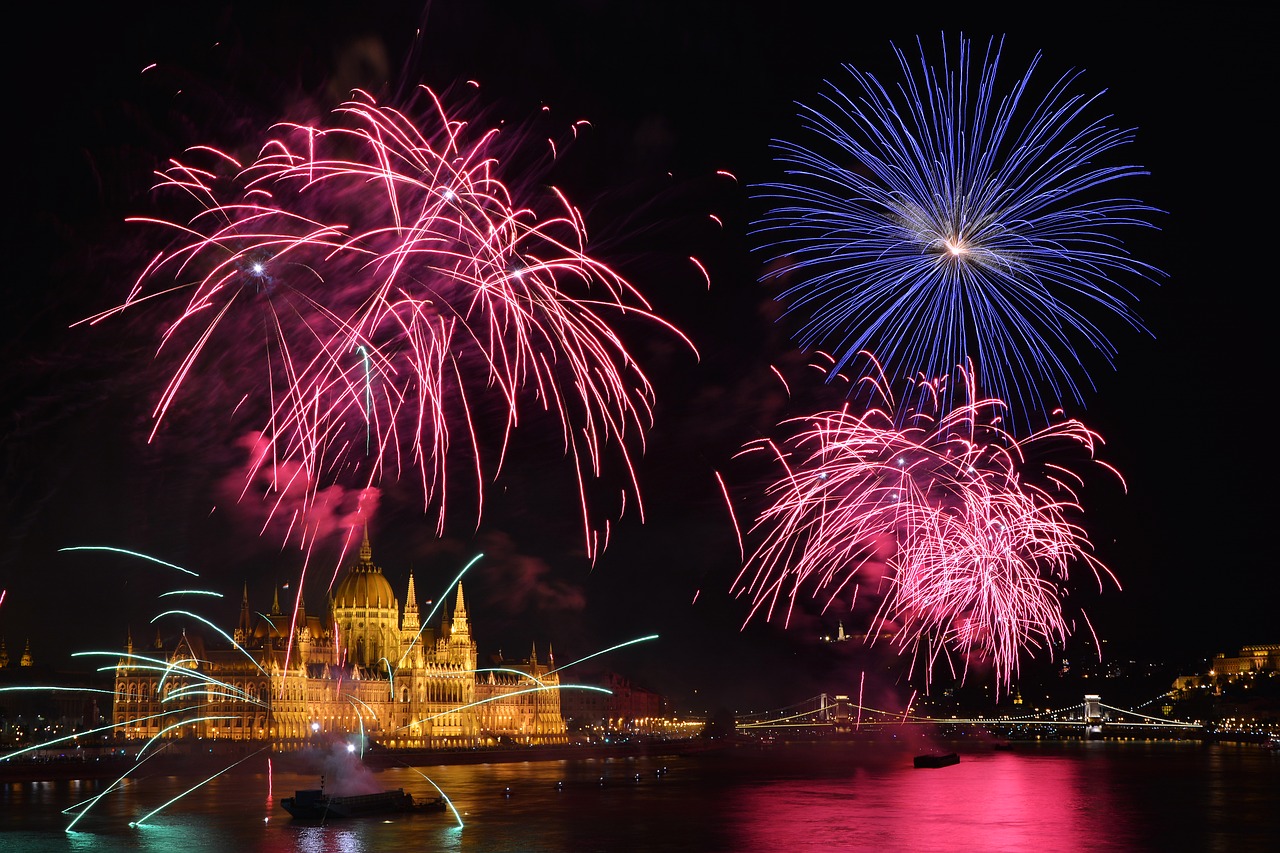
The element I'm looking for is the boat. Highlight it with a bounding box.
[280,783,446,820]
[913,752,960,769]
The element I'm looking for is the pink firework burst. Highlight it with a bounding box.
[732,356,1123,692]
[83,86,692,558]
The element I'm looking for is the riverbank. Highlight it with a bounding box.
[0,737,726,783]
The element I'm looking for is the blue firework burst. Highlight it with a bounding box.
[753,34,1163,426]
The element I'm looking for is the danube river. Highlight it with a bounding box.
[3,739,1277,852]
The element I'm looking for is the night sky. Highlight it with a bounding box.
[2,3,1273,711]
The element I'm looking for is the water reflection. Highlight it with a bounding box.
[730,748,1142,852]
[294,826,363,853]
[2,742,1277,852]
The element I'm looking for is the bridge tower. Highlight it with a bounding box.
[1084,693,1104,737]
[832,695,852,733]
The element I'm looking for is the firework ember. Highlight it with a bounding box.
[82,86,691,558]
[732,355,1123,692]
[752,34,1162,429]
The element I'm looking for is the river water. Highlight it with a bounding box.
[3,739,1277,852]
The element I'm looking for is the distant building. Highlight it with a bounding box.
[0,638,34,669]
[559,672,666,733]
[1211,645,1280,677]
[0,647,108,749]
[111,531,567,749]
[1172,643,1280,695]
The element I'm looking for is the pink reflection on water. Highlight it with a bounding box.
[730,749,1137,853]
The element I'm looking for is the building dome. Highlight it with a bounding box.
[332,562,397,610]
[331,529,401,669]
[332,529,398,611]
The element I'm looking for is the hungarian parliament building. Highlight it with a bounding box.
[111,532,567,749]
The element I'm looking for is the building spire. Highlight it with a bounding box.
[118,628,134,674]
[402,571,420,633]
[450,583,468,635]
[360,525,372,563]
[238,583,252,637]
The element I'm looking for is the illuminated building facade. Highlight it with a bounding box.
[1211,645,1280,677]
[559,672,667,733]
[111,532,567,749]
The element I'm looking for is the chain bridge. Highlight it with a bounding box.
[735,691,1202,737]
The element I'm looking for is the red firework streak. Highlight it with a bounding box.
[731,355,1123,693]
[81,86,693,561]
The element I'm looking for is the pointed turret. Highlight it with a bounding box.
[530,642,538,667]
[406,572,419,613]
[450,583,469,634]
[0,637,8,669]
[442,583,475,670]
[19,639,32,667]
[271,587,282,616]
[295,596,309,646]
[235,584,251,645]
[118,628,134,675]
[359,525,372,563]
[402,571,420,633]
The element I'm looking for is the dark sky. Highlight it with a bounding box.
[2,2,1273,712]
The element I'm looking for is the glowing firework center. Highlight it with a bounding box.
[111,533,567,749]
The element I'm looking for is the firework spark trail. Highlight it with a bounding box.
[400,551,483,661]
[732,355,1122,692]
[856,671,864,731]
[544,634,659,677]
[752,33,1162,429]
[63,747,172,832]
[59,546,199,576]
[130,748,269,828]
[81,86,694,559]
[13,580,652,831]
[16,604,275,831]
[401,765,465,829]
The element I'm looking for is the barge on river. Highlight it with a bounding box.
[281,782,445,820]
